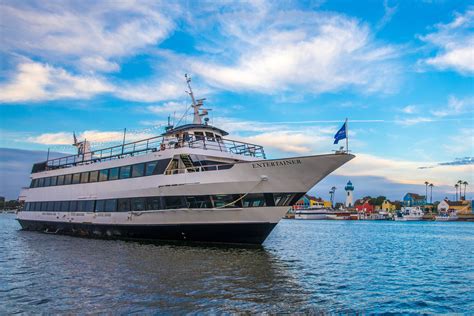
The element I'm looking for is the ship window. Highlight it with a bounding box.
[146,197,161,210]
[80,172,89,183]
[72,173,81,184]
[163,196,186,209]
[31,202,37,211]
[38,178,45,187]
[64,174,72,185]
[211,195,238,208]
[95,200,105,212]
[186,196,213,208]
[84,200,95,212]
[118,198,131,212]
[109,167,119,180]
[145,161,157,176]
[99,169,109,182]
[119,166,131,179]
[243,194,266,208]
[104,199,117,212]
[70,200,78,212]
[41,202,47,211]
[57,175,65,185]
[50,176,57,186]
[89,170,99,183]
[30,179,37,188]
[131,163,145,178]
[205,132,215,141]
[47,201,54,211]
[54,201,61,212]
[216,135,222,142]
[194,132,204,140]
[43,177,51,187]
[264,193,275,207]
[60,201,70,212]
[25,203,30,211]
[131,197,146,211]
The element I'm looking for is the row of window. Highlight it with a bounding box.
[24,193,302,212]
[30,159,171,188]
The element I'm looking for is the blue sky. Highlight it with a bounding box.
[0,0,473,201]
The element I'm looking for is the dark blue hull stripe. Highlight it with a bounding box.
[17,220,277,245]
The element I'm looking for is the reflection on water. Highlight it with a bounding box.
[1,214,473,313]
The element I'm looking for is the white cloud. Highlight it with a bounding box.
[336,153,474,187]
[431,95,474,117]
[0,61,113,102]
[26,130,155,146]
[189,8,400,94]
[376,0,398,30]
[394,117,434,126]
[419,7,474,74]
[0,1,176,73]
[401,105,417,114]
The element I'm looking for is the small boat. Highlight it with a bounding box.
[294,204,346,220]
[435,210,458,221]
[394,206,424,221]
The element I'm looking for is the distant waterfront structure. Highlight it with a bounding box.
[345,180,354,207]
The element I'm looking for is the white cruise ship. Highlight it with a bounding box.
[17,75,354,244]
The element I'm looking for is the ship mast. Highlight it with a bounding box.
[185,74,208,125]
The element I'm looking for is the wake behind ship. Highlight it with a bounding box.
[17,75,354,244]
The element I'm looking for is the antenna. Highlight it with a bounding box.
[185,74,207,125]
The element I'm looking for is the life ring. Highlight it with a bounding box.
[160,143,166,151]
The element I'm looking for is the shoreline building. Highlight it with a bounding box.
[345,180,354,208]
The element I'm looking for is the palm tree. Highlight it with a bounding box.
[424,181,429,203]
[458,180,464,200]
[429,183,434,204]
[330,186,336,208]
[463,181,468,200]
[455,184,459,201]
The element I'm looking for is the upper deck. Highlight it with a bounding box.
[32,131,266,174]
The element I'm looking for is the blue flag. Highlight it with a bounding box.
[333,122,347,144]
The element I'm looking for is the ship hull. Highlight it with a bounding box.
[17,219,277,245]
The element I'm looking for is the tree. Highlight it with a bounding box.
[424,181,429,203]
[458,180,464,200]
[429,183,434,204]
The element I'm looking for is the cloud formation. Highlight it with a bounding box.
[0,1,176,72]
[419,7,474,74]
[190,6,400,94]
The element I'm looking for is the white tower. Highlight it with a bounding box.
[345,180,354,208]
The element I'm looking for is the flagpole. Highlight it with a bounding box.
[345,118,348,153]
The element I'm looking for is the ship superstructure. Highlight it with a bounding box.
[17,75,354,244]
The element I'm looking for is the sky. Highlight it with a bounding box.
[0,0,473,201]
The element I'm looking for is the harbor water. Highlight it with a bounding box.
[1,214,473,314]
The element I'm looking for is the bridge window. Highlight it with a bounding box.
[194,132,204,140]
[211,194,238,208]
[186,196,212,208]
[131,163,145,178]
[205,132,215,141]
[51,176,57,186]
[38,178,45,187]
[109,167,119,180]
[30,179,37,188]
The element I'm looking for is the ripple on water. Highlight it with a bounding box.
[0,215,473,314]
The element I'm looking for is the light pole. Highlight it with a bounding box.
[429,183,434,204]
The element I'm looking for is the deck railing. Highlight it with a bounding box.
[33,135,265,173]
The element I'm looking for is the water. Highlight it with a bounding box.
[1,214,473,314]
